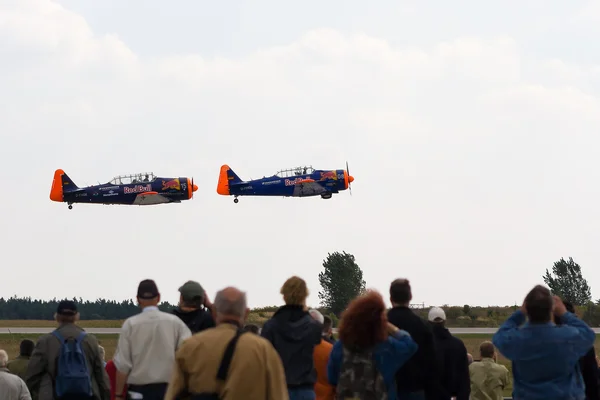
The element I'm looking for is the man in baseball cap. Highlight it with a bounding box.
[172,280,215,334]
[429,306,470,400]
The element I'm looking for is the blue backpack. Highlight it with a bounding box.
[52,330,93,398]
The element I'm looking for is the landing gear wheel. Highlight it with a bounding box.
[234,198,239,203]
[68,204,73,210]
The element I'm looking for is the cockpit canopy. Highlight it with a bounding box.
[275,166,315,178]
[109,173,156,185]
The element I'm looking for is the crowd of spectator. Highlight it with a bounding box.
[0,278,599,400]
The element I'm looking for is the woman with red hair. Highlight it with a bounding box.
[327,290,417,400]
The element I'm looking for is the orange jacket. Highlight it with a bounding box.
[314,339,335,400]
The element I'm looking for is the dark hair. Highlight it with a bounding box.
[182,298,203,309]
[524,285,553,323]
[243,324,259,334]
[20,339,34,357]
[390,279,411,304]
[480,341,494,358]
[338,290,387,351]
[323,316,333,331]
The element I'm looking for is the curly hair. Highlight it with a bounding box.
[338,290,387,350]
[280,276,309,305]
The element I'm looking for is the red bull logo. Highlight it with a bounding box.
[124,184,152,194]
[162,178,181,191]
[320,171,337,180]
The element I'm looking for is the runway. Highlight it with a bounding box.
[2,327,600,334]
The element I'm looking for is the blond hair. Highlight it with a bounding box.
[280,276,308,305]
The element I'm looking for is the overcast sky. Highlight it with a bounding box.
[2,0,600,310]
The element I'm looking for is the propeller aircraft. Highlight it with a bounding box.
[216,163,354,203]
[49,169,198,209]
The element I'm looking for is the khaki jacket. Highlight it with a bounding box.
[165,323,289,400]
[469,357,510,400]
[8,356,30,380]
[24,323,110,400]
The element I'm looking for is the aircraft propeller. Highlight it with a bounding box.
[346,161,352,195]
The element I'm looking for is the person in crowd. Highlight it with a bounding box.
[1,349,31,400]
[261,276,322,400]
[164,286,288,400]
[172,280,216,334]
[7,339,34,380]
[322,316,335,344]
[493,285,596,399]
[467,354,473,365]
[98,345,106,368]
[428,306,470,400]
[327,290,418,400]
[554,300,599,400]
[112,279,191,400]
[308,309,335,400]
[25,300,109,400]
[387,278,438,400]
[243,323,260,334]
[469,341,509,400]
[105,359,127,400]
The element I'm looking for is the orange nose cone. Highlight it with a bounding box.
[348,175,354,183]
[193,184,198,192]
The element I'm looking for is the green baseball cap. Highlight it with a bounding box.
[179,280,205,301]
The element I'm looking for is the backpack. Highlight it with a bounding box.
[51,330,93,399]
[183,328,246,400]
[336,346,388,400]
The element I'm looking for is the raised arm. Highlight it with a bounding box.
[492,309,526,360]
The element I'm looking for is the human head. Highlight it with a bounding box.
[323,316,333,336]
[338,290,387,350]
[523,284,553,323]
[136,279,161,307]
[19,339,34,357]
[480,341,495,359]
[309,309,324,324]
[55,300,80,324]
[0,349,7,368]
[280,276,308,306]
[242,324,259,334]
[390,278,412,306]
[428,307,446,326]
[178,280,205,309]
[214,287,249,327]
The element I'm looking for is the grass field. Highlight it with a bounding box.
[0,320,125,328]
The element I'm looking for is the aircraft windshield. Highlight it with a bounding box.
[109,173,156,185]
[275,166,314,177]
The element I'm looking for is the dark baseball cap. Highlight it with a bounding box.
[137,279,160,299]
[179,280,204,301]
[57,300,78,315]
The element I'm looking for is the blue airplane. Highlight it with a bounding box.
[216,163,354,203]
[50,169,198,209]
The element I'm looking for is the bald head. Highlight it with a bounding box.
[214,287,249,325]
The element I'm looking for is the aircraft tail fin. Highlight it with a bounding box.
[217,165,242,195]
[50,169,79,203]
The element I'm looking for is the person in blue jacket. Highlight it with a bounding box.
[327,290,418,400]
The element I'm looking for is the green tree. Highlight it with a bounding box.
[318,251,366,316]
[543,257,592,306]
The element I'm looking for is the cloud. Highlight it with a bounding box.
[1,0,600,307]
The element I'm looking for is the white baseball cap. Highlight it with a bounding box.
[428,307,446,322]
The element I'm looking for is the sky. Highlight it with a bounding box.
[2,0,600,310]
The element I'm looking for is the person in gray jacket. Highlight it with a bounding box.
[0,349,31,400]
[24,300,109,400]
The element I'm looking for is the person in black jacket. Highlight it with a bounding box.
[172,280,216,334]
[387,278,439,400]
[261,276,322,400]
[428,307,470,400]
[554,300,599,400]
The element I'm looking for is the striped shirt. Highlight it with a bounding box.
[113,306,191,385]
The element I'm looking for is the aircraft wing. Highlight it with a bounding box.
[292,179,328,196]
[132,191,175,205]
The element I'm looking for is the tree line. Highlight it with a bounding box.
[1,254,598,326]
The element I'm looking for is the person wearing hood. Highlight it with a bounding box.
[261,276,323,400]
[428,307,470,400]
[172,280,216,334]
